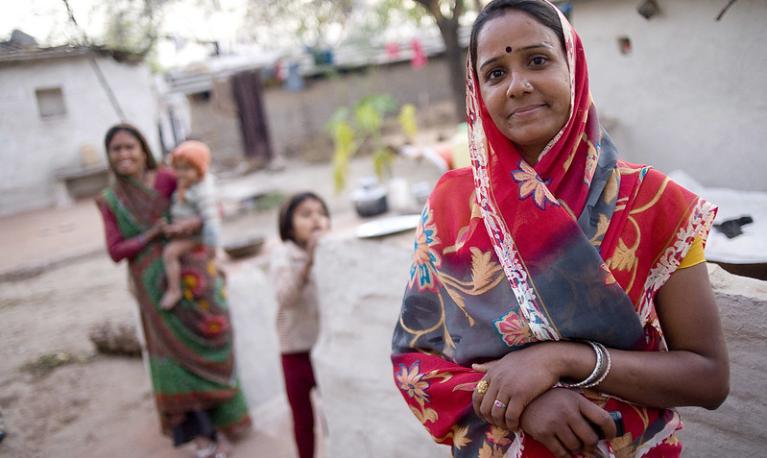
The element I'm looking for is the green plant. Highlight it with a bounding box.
[328,95,418,192]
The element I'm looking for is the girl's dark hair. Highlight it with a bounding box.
[104,123,158,171]
[470,0,565,72]
[278,192,330,242]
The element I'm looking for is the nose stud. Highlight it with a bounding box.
[507,79,534,98]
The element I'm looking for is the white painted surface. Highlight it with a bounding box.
[0,55,159,215]
[313,233,445,458]
[572,0,767,191]
[670,169,767,263]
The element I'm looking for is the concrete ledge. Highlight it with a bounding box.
[54,165,110,201]
[313,236,767,457]
[678,265,767,457]
[313,233,444,457]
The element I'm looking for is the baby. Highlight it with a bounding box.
[160,140,220,309]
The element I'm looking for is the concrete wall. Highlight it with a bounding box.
[187,78,245,167]
[262,58,457,159]
[185,56,458,164]
[312,232,444,457]
[571,0,767,191]
[679,265,767,457]
[312,234,767,457]
[0,56,159,215]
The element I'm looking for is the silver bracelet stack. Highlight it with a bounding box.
[559,341,611,389]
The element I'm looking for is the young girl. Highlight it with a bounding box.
[269,192,330,458]
[160,140,221,309]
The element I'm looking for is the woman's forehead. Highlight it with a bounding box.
[477,10,559,56]
[111,130,139,144]
[296,198,324,211]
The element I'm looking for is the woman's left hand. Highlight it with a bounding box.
[472,342,563,431]
[520,388,617,457]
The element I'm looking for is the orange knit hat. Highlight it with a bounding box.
[171,140,211,176]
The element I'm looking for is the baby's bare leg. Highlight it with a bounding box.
[160,238,199,309]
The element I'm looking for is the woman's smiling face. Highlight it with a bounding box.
[475,9,571,163]
[107,130,147,177]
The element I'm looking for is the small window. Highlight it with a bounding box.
[189,90,211,103]
[35,87,67,118]
[617,36,632,56]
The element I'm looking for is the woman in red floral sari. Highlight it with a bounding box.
[391,1,729,457]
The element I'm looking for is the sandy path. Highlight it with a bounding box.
[0,251,301,457]
[0,154,443,457]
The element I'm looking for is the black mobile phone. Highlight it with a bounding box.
[588,411,624,439]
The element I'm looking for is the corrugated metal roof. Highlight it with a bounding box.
[0,43,145,65]
[0,44,92,64]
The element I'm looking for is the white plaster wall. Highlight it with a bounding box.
[571,0,767,191]
[0,56,159,215]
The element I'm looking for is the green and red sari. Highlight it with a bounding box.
[96,168,250,440]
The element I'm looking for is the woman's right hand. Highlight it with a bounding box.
[145,220,166,241]
[520,388,617,458]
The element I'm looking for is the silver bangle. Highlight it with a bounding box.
[560,341,607,389]
[583,342,611,389]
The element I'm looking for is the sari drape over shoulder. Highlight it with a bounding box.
[96,168,250,437]
[391,4,715,457]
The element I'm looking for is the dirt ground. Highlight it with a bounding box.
[0,154,442,457]
[0,227,297,458]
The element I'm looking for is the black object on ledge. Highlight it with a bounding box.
[714,216,754,239]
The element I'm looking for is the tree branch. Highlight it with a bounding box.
[454,0,466,20]
[413,0,445,23]
[61,0,90,44]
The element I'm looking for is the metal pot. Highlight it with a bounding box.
[352,177,389,218]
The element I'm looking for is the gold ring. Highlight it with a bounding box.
[476,379,489,395]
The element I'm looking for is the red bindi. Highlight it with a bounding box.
[505,46,512,53]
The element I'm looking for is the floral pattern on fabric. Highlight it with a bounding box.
[395,360,455,426]
[477,426,515,458]
[391,1,715,456]
[584,141,599,186]
[511,161,559,210]
[198,314,230,337]
[409,205,442,291]
[494,310,533,347]
[181,268,207,301]
[396,361,431,406]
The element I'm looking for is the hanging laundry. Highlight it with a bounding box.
[284,62,304,91]
[385,42,400,60]
[410,38,427,69]
[275,59,287,81]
